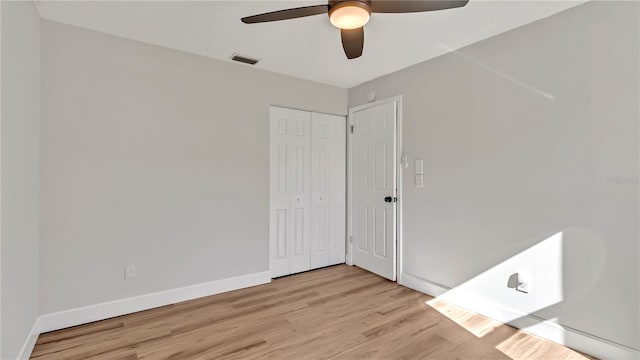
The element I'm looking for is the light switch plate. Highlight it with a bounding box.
[415,159,424,174]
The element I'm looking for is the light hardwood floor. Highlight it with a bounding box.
[31,265,596,360]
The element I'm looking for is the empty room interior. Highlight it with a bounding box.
[1,0,639,359]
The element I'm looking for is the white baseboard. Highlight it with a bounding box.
[399,272,640,360]
[399,272,449,298]
[17,319,40,360]
[38,271,271,334]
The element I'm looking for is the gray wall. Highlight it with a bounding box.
[40,20,347,314]
[350,1,639,350]
[1,1,41,358]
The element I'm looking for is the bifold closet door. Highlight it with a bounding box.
[269,107,311,278]
[311,113,346,268]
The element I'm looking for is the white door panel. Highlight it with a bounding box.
[311,115,330,268]
[270,107,311,277]
[311,113,346,268]
[288,110,311,274]
[328,116,346,265]
[270,107,292,277]
[351,100,397,280]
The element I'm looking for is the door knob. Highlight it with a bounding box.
[384,196,392,203]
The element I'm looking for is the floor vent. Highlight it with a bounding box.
[230,53,259,65]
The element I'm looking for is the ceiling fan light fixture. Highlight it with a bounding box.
[329,1,371,30]
[241,0,470,59]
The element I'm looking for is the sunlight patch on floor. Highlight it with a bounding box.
[495,329,595,360]
[426,300,596,360]
[427,299,503,338]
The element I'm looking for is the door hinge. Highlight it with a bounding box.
[350,125,354,134]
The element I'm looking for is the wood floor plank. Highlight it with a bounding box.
[31,265,597,360]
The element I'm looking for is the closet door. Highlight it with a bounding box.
[270,107,311,277]
[288,110,311,274]
[310,114,330,268]
[311,113,346,268]
[327,115,346,265]
[270,107,292,277]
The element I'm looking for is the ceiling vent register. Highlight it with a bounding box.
[230,53,259,65]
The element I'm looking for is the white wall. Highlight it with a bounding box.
[40,20,347,314]
[1,1,41,358]
[350,1,639,351]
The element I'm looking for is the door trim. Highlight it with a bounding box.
[346,95,403,280]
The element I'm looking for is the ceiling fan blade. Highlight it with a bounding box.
[341,27,364,59]
[371,0,469,13]
[241,5,329,24]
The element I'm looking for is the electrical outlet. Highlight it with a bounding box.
[125,265,136,280]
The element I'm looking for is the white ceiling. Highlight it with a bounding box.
[34,0,586,88]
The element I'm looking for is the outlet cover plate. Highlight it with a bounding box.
[125,265,136,280]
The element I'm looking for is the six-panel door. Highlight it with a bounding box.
[351,101,397,281]
[270,107,311,277]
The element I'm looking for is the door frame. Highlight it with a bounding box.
[346,95,403,280]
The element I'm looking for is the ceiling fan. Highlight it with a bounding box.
[241,1,469,59]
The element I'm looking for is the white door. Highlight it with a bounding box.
[288,110,311,274]
[327,115,347,266]
[311,113,346,269]
[270,107,311,277]
[350,100,397,280]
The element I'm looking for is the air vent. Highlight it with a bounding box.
[230,53,259,65]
